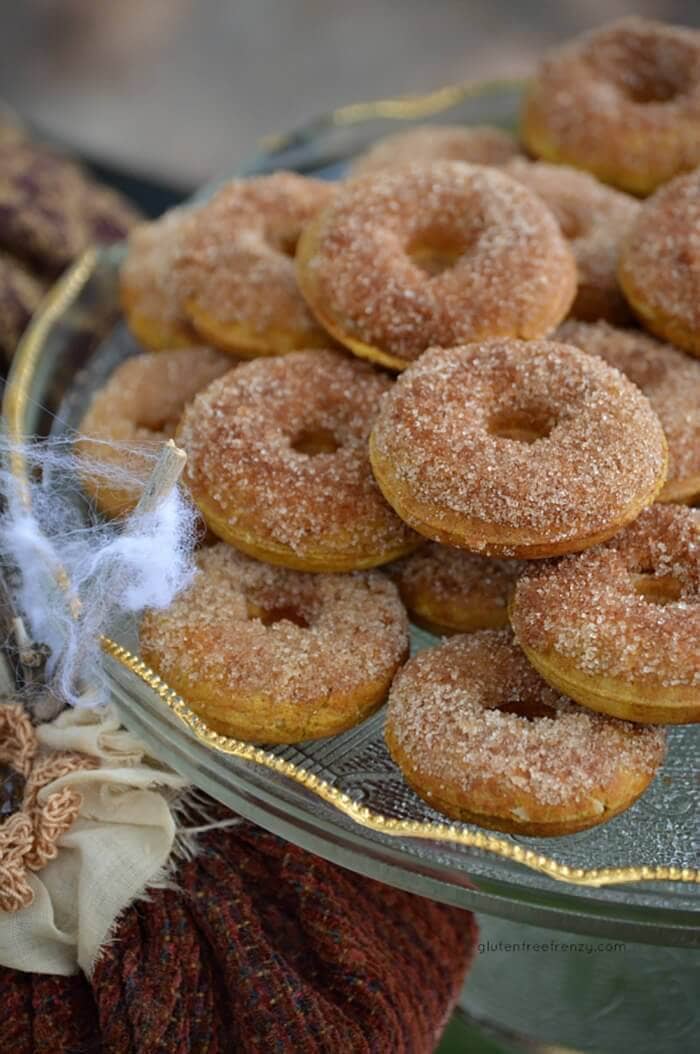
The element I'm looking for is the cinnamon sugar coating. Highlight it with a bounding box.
[173,172,336,356]
[140,544,409,741]
[389,543,525,634]
[370,341,667,554]
[350,124,520,177]
[296,162,576,368]
[557,320,700,502]
[618,168,700,356]
[522,18,700,195]
[505,159,639,323]
[78,346,233,517]
[386,629,665,826]
[178,349,420,570]
[511,504,700,691]
[120,208,198,350]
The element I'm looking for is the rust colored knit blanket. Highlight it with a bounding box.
[1,809,476,1053]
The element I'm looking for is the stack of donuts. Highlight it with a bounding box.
[79,16,699,838]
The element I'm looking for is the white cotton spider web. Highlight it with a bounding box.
[0,434,198,706]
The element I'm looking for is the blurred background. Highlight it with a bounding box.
[1,0,699,191]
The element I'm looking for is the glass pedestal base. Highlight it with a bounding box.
[460,915,700,1053]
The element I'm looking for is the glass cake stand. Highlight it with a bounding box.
[3,80,699,1053]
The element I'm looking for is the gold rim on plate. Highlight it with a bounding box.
[261,77,524,150]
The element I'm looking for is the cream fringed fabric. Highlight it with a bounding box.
[0,703,186,976]
[0,702,100,913]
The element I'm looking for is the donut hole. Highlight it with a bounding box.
[137,416,176,436]
[408,245,461,277]
[496,698,556,721]
[246,601,310,628]
[631,573,683,606]
[406,230,470,277]
[556,208,584,241]
[487,409,555,444]
[291,427,340,456]
[277,231,300,257]
[617,72,683,105]
[600,40,692,105]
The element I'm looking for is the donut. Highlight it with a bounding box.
[350,124,520,177]
[296,162,577,370]
[174,173,335,357]
[389,543,524,636]
[511,504,700,725]
[385,629,666,835]
[521,18,700,195]
[120,208,199,351]
[370,340,667,558]
[618,168,700,357]
[504,159,639,324]
[557,320,700,504]
[178,349,421,571]
[140,544,409,743]
[77,346,232,517]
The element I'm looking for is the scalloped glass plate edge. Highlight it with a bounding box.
[100,635,700,895]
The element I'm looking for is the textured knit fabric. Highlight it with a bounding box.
[0,122,140,360]
[1,809,477,1053]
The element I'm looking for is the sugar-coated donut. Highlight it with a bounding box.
[618,169,700,357]
[350,124,520,177]
[77,346,233,517]
[120,208,199,351]
[385,629,666,835]
[521,18,700,195]
[174,173,336,357]
[389,543,524,636]
[296,162,576,370]
[370,341,667,558]
[505,159,639,324]
[140,544,409,743]
[178,349,421,571]
[511,504,700,725]
[558,320,700,505]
